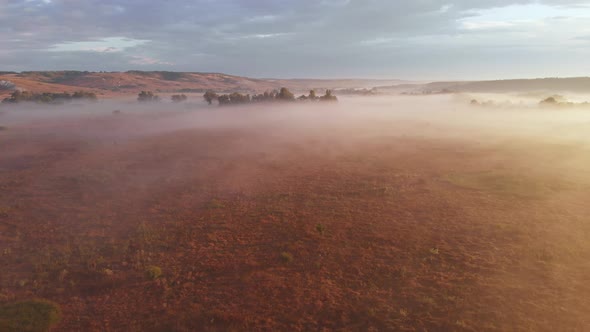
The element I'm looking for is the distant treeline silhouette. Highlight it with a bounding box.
[204,87,337,106]
[2,90,97,104]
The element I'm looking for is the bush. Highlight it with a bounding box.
[0,299,62,332]
[145,265,162,280]
[316,223,325,235]
[203,90,218,104]
[280,252,293,263]
[277,87,295,101]
[319,90,338,102]
[137,91,160,102]
[171,94,188,103]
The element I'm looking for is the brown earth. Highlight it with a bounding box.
[1,103,589,331]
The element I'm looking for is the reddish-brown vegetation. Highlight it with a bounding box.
[1,107,589,331]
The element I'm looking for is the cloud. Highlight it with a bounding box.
[129,56,174,66]
[1,0,590,79]
[49,37,148,53]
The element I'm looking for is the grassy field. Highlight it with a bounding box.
[1,100,590,331]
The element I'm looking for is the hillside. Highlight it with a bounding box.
[5,71,590,100]
[378,77,590,94]
[0,71,409,99]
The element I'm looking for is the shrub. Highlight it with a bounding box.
[308,89,318,100]
[319,90,338,102]
[540,96,558,105]
[137,91,160,102]
[277,87,295,101]
[0,299,62,332]
[145,265,162,280]
[280,252,293,263]
[316,223,325,235]
[171,94,188,103]
[72,91,97,101]
[203,90,218,105]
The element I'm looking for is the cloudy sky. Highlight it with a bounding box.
[1,0,589,79]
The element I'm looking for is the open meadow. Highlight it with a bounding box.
[1,95,590,331]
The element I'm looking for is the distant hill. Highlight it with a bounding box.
[377,77,590,94]
[3,71,588,100]
[0,71,411,99]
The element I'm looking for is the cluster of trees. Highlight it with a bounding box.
[539,95,590,108]
[137,91,189,103]
[204,88,337,106]
[469,95,590,109]
[137,91,160,102]
[2,90,97,104]
[171,94,188,103]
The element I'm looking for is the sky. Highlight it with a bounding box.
[1,0,590,80]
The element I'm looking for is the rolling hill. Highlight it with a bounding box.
[3,71,590,100]
[0,71,408,99]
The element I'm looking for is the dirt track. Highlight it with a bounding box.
[1,100,590,331]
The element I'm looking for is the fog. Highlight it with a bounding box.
[3,94,590,138]
[3,94,590,152]
[2,94,590,183]
[2,94,590,330]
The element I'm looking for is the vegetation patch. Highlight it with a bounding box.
[145,265,162,280]
[205,199,225,210]
[280,252,293,263]
[205,88,338,106]
[2,90,97,104]
[444,170,570,198]
[137,91,160,102]
[171,94,188,103]
[0,299,61,332]
[315,223,326,235]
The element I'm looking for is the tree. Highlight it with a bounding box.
[540,96,558,105]
[319,90,338,102]
[72,91,97,101]
[171,94,188,103]
[217,94,230,105]
[277,87,295,101]
[308,89,317,101]
[203,90,218,105]
[138,91,159,102]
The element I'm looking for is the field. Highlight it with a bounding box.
[1,96,590,331]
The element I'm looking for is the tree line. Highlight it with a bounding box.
[203,87,337,106]
[2,90,97,104]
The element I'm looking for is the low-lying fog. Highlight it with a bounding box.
[2,94,590,331]
[2,94,590,149]
[2,95,588,161]
[4,93,589,190]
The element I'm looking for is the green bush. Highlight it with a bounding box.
[316,223,325,235]
[137,91,160,102]
[0,299,62,332]
[280,252,293,263]
[145,265,162,280]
